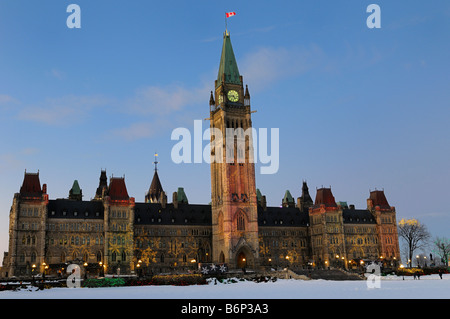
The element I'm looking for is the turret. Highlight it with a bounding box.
[282,190,295,208]
[95,169,108,200]
[297,181,313,213]
[69,180,82,201]
[244,85,250,107]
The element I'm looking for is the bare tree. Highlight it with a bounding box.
[432,237,450,266]
[398,219,430,267]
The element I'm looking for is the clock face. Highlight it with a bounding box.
[227,90,239,102]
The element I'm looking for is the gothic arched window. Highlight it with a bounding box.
[237,211,246,231]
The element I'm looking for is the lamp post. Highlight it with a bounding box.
[99,261,104,277]
[400,264,405,280]
[83,262,88,279]
[31,264,37,284]
[136,259,143,278]
[42,262,47,281]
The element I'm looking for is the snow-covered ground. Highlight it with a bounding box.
[1,275,449,299]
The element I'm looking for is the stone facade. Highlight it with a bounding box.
[2,31,401,278]
[2,171,400,278]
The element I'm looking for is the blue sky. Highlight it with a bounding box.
[1,0,449,259]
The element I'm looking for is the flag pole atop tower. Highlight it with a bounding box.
[225,11,236,33]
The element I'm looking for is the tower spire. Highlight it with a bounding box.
[216,31,241,88]
[146,153,164,204]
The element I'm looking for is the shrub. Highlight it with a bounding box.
[151,274,207,286]
[82,277,126,288]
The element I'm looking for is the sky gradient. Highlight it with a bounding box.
[1,0,449,261]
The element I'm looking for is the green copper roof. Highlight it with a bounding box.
[217,31,241,88]
[283,190,294,204]
[71,180,81,195]
[256,188,262,201]
[177,187,188,204]
[337,201,348,208]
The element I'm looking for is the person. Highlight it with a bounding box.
[413,272,417,280]
[417,271,421,280]
[438,269,443,279]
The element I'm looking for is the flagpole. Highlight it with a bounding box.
[225,12,227,32]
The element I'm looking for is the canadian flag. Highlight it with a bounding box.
[226,12,236,18]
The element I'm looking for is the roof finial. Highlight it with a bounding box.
[154,152,159,172]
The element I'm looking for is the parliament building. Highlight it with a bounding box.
[3,31,400,278]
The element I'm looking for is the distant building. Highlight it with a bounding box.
[2,31,400,278]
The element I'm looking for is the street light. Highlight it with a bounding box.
[31,264,37,283]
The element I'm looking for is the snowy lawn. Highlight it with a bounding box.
[1,274,449,299]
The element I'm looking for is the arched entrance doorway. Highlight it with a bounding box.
[237,252,247,269]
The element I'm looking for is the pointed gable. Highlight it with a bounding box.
[20,172,42,198]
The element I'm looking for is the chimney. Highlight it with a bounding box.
[261,195,267,211]
[367,199,373,209]
[161,191,167,209]
[173,191,178,209]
